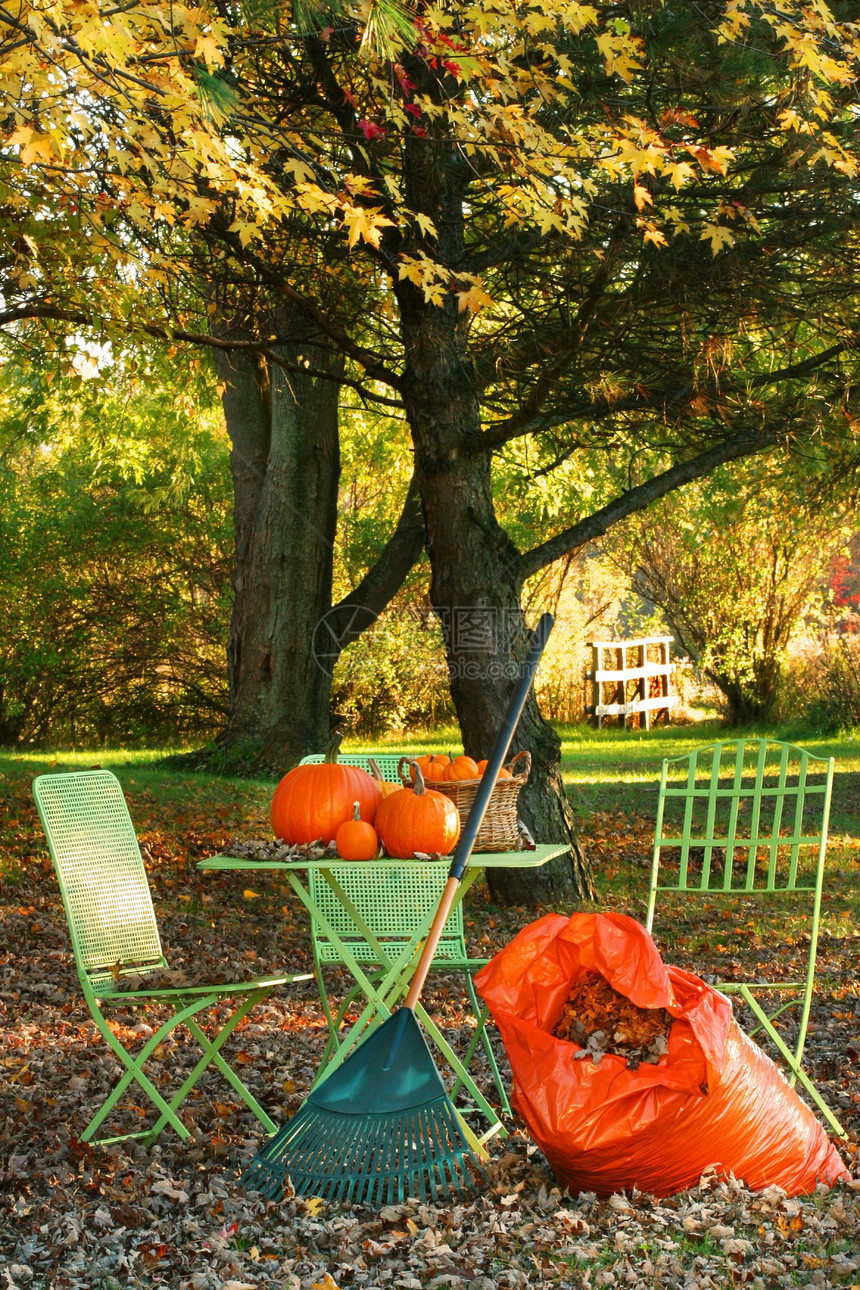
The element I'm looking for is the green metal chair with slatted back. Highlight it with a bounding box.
[645,738,845,1136]
[33,769,311,1147]
[298,752,511,1126]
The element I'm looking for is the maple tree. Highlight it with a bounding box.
[4,0,860,900]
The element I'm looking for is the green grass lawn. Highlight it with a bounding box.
[4,721,859,954]
[4,717,860,863]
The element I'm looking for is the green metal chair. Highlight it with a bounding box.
[645,738,844,1136]
[298,751,405,782]
[33,769,311,1147]
[298,753,511,1129]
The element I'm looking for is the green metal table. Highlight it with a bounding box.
[199,844,566,1143]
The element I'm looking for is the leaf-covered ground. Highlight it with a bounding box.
[2,761,859,1289]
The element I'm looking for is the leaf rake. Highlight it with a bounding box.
[240,613,554,1204]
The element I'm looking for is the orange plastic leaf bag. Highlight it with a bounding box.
[475,912,848,1198]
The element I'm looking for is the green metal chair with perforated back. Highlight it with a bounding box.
[298,752,511,1124]
[33,769,311,1147]
[645,738,845,1136]
[298,751,404,782]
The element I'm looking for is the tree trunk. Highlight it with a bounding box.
[211,310,427,774]
[399,295,595,904]
[213,325,343,770]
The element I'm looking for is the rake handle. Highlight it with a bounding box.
[403,612,554,1010]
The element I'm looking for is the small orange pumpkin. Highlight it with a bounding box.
[368,757,401,798]
[409,753,450,783]
[476,758,513,779]
[443,753,480,782]
[336,802,379,861]
[271,736,382,845]
[376,761,461,858]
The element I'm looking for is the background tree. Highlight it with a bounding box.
[206,288,424,769]
[607,457,856,725]
[0,3,425,770]
[215,0,859,901]
[0,355,232,745]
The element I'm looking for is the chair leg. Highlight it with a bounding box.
[743,993,801,1077]
[148,988,276,1138]
[314,965,393,1074]
[83,995,218,1143]
[738,986,846,1137]
[311,957,417,1084]
[413,1001,508,1146]
[313,961,343,1064]
[84,988,278,1144]
[459,975,511,1117]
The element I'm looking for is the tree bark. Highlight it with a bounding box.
[212,310,427,772]
[212,321,343,769]
[398,293,594,903]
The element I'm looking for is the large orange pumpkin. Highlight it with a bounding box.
[376,761,460,858]
[271,737,382,845]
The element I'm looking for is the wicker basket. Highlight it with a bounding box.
[398,751,531,852]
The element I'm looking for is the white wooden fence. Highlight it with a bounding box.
[586,636,675,729]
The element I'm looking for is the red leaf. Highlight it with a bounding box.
[358,118,387,141]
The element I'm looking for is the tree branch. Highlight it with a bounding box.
[326,470,425,649]
[0,302,404,401]
[515,431,781,582]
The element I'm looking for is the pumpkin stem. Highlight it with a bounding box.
[352,800,362,822]
[324,734,343,764]
[368,757,384,785]
[407,757,426,795]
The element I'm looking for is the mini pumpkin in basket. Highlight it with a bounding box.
[397,751,531,852]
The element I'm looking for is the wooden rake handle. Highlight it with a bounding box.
[404,612,554,1011]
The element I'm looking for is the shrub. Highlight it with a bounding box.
[781,628,860,732]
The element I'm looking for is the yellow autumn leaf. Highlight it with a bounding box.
[637,219,667,248]
[562,4,599,36]
[777,108,810,135]
[595,31,643,84]
[306,1198,327,1220]
[342,205,396,249]
[810,145,849,169]
[6,125,57,167]
[456,284,496,313]
[242,888,260,899]
[398,258,425,287]
[691,144,735,175]
[633,183,652,211]
[413,211,438,239]
[538,210,566,235]
[700,222,735,255]
[194,34,223,65]
[662,160,696,191]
